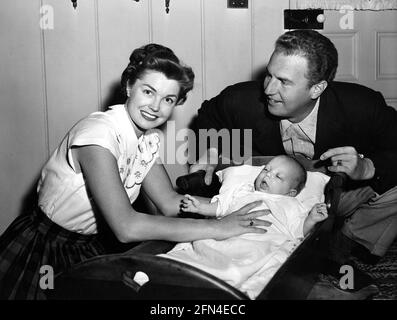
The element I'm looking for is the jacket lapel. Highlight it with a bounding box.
[253,106,285,156]
[314,86,350,158]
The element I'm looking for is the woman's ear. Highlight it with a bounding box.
[126,80,132,98]
[310,80,328,99]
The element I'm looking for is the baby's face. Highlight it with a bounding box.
[254,157,297,196]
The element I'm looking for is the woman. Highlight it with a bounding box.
[0,44,269,299]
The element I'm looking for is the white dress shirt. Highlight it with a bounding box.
[280,98,320,159]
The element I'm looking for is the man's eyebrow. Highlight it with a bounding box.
[278,76,293,84]
[265,69,294,84]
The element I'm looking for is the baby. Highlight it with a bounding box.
[181,155,328,236]
[165,155,329,298]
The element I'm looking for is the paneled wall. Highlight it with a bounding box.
[0,0,288,233]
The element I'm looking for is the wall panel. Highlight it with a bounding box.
[0,0,47,233]
[44,0,99,152]
[326,32,359,81]
[203,0,253,99]
[376,32,397,80]
[97,0,151,109]
[252,0,289,77]
[150,0,204,180]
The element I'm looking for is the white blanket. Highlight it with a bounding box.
[160,183,314,299]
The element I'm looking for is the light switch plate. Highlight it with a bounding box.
[227,0,248,9]
[284,9,324,29]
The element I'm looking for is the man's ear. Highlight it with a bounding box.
[288,189,298,197]
[310,80,328,99]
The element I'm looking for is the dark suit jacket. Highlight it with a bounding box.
[194,81,397,194]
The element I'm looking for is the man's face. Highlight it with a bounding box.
[263,51,316,123]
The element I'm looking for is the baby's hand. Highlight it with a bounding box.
[308,203,328,223]
[180,194,201,213]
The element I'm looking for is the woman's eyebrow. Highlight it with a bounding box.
[143,84,157,92]
[143,84,178,98]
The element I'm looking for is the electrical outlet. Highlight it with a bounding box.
[284,9,324,29]
[227,0,248,9]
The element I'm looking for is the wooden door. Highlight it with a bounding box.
[320,9,397,110]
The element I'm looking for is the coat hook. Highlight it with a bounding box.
[71,0,77,9]
[165,0,170,14]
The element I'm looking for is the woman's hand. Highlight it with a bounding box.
[213,201,272,240]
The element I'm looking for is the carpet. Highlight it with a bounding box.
[355,240,397,300]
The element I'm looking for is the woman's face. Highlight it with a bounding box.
[126,71,181,135]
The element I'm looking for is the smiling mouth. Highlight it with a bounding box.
[140,110,158,121]
[267,98,282,105]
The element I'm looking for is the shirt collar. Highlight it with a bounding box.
[280,97,320,142]
[109,104,140,145]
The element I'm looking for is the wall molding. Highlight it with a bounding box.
[148,0,153,43]
[200,0,207,100]
[39,0,50,159]
[376,31,397,80]
[94,0,102,111]
[325,31,359,81]
[250,0,255,81]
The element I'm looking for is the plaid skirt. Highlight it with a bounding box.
[0,208,105,300]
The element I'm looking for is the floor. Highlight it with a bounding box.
[355,240,397,300]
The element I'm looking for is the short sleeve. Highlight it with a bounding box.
[66,115,121,172]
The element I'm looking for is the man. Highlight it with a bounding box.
[190,29,397,263]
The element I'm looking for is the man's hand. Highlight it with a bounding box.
[320,146,375,180]
[189,147,219,185]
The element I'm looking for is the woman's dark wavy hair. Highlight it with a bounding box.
[275,30,338,87]
[121,43,195,105]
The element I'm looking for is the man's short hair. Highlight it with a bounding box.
[275,29,338,87]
